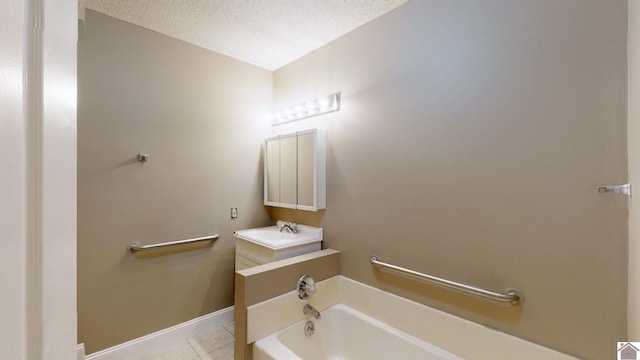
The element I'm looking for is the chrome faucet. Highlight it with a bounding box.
[279,222,298,233]
[303,304,321,320]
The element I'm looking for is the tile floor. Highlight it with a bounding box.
[130,321,235,360]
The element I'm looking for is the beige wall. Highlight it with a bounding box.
[273,1,628,359]
[629,0,640,340]
[77,11,272,353]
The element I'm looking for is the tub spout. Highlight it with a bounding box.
[303,304,321,320]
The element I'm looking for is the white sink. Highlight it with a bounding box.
[233,221,323,250]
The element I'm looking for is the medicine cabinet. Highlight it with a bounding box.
[264,129,326,211]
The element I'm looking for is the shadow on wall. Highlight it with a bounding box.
[265,207,325,227]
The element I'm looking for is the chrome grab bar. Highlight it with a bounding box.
[127,233,219,254]
[370,256,524,304]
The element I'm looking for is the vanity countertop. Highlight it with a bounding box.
[233,221,323,250]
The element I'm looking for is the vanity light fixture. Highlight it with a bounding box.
[271,93,340,125]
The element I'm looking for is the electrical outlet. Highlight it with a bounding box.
[231,208,238,219]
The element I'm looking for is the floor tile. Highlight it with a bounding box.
[188,326,235,357]
[130,341,200,360]
[223,321,235,336]
[199,342,234,360]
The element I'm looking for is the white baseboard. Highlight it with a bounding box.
[77,343,85,360]
[82,306,233,360]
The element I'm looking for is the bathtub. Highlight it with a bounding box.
[247,276,577,360]
[253,303,462,360]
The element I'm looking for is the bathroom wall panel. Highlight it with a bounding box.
[77,10,272,353]
[0,3,28,358]
[273,1,627,359]
[1,1,78,358]
[628,0,640,340]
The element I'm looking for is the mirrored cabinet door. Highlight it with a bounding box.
[265,138,280,204]
[297,132,315,207]
[264,129,325,211]
[279,135,298,205]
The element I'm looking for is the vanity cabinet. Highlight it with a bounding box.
[234,222,323,271]
[264,129,326,211]
[235,238,322,271]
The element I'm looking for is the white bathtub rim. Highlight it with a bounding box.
[337,276,578,360]
[254,303,464,360]
[250,275,577,360]
[329,304,464,359]
[254,333,302,360]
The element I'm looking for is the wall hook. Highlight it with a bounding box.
[138,154,149,163]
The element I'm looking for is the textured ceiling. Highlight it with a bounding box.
[79,0,408,70]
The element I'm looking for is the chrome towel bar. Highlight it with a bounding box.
[370,256,524,304]
[127,233,219,254]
